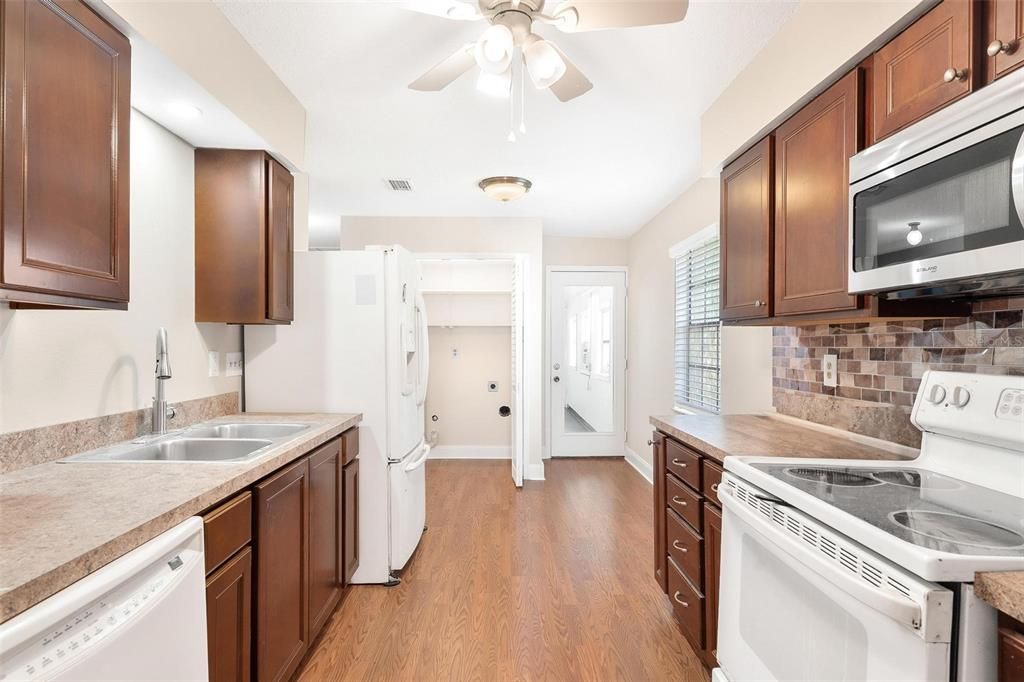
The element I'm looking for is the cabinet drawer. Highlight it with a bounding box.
[665,439,701,490]
[667,473,703,532]
[667,508,703,587]
[204,492,252,575]
[341,427,359,465]
[703,460,723,508]
[667,556,705,650]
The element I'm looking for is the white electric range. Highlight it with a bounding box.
[714,370,1024,682]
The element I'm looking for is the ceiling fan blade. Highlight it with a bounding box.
[409,44,477,91]
[394,0,482,21]
[552,0,688,32]
[548,45,593,102]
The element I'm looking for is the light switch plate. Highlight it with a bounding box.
[225,352,243,377]
[823,353,838,388]
[208,351,221,377]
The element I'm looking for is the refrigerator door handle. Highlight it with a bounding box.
[415,290,430,406]
[405,443,431,472]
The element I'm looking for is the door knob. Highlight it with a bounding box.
[988,39,1017,57]
[553,376,560,383]
[943,67,967,83]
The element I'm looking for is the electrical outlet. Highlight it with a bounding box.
[225,352,243,377]
[208,351,221,377]
[823,353,838,388]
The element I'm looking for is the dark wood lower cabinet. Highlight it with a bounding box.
[308,441,343,638]
[653,429,723,670]
[255,458,310,682]
[343,458,360,584]
[206,547,253,682]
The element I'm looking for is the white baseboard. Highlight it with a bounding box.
[624,445,653,484]
[526,462,545,481]
[429,445,511,460]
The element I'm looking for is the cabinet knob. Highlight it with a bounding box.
[988,39,1017,57]
[647,439,654,446]
[943,67,967,83]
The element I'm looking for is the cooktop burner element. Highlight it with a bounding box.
[890,510,1024,549]
[871,470,963,490]
[784,467,883,487]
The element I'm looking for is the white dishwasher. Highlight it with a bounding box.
[0,517,208,681]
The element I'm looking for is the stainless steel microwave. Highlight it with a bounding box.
[848,68,1024,299]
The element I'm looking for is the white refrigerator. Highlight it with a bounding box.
[245,246,429,585]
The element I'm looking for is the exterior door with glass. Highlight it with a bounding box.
[548,269,627,457]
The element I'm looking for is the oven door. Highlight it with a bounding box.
[716,478,952,682]
[848,109,1024,295]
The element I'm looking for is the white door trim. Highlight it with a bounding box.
[545,266,629,458]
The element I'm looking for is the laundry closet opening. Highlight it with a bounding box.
[418,255,527,487]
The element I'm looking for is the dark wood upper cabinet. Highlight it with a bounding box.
[195,149,294,324]
[255,458,309,682]
[872,0,979,141]
[720,136,773,321]
[774,69,862,317]
[1,0,130,310]
[308,440,343,639]
[206,547,253,682]
[985,0,1024,82]
[343,457,360,585]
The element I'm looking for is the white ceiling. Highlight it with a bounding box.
[215,0,797,238]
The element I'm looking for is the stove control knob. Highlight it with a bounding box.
[927,384,947,405]
[951,386,971,408]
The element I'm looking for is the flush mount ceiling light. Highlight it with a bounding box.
[479,176,532,202]
[906,221,923,246]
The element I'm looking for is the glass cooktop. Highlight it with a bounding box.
[749,463,1024,556]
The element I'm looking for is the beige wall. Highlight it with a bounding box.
[425,327,512,452]
[543,236,630,267]
[340,216,545,478]
[0,112,241,434]
[701,0,924,174]
[625,179,772,466]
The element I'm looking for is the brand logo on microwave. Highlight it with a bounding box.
[915,265,939,274]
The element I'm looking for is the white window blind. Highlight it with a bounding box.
[673,233,721,413]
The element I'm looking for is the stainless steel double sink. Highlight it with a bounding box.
[60,422,311,464]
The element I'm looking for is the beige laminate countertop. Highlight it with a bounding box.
[975,571,1024,622]
[650,414,915,465]
[0,412,361,624]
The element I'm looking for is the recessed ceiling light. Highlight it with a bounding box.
[479,176,532,202]
[168,101,203,120]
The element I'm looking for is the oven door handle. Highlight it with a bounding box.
[719,486,923,630]
[1012,129,1024,224]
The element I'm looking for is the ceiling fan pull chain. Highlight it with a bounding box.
[507,51,517,142]
[519,53,527,135]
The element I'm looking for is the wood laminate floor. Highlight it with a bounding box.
[296,458,709,681]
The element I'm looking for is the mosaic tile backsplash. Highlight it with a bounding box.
[772,298,1024,447]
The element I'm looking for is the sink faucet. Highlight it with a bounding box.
[153,327,176,435]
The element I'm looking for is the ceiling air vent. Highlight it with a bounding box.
[384,178,413,192]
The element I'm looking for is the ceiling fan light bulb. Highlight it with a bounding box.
[475,25,514,74]
[476,68,511,98]
[524,39,566,89]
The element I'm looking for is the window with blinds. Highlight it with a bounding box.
[673,234,721,413]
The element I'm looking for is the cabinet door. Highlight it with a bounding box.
[266,158,294,323]
[206,547,253,682]
[774,69,862,316]
[1,0,130,306]
[308,441,342,639]
[986,0,1024,82]
[720,136,773,321]
[343,459,360,584]
[702,502,723,668]
[653,433,667,593]
[255,459,309,682]
[872,0,978,141]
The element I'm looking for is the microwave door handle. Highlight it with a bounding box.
[719,486,923,630]
[1013,129,1024,224]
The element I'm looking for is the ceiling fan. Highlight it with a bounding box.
[404,0,690,102]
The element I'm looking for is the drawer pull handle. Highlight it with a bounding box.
[711,483,719,493]
[671,496,688,506]
[672,540,688,553]
[671,459,688,468]
[673,591,689,608]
